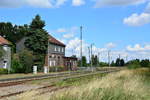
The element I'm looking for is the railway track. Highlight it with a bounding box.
[0,71,91,87]
[0,69,122,99]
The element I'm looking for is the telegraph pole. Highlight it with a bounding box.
[91,43,94,70]
[97,52,100,67]
[80,26,83,67]
[126,55,128,63]
[108,50,111,67]
[88,47,91,66]
[48,40,50,73]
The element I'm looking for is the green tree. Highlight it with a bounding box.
[0,22,28,53]
[11,54,23,73]
[25,15,48,70]
[111,60,115,66]
[120,59,125,66]
[115,58,120,66]
[77,56,87,67]
[127,59,141,69]
[99,62,108,67]
[82,56,87,67]
[140,59,150,67]
[91,55,99,66]
[19,50,34,73]
[0,22,15,43]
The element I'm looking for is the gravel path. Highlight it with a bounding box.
[0,84,43,97]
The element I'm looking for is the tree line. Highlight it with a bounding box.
[78,55,150,68]
[0,15,48,73]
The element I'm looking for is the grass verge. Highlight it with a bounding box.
[17,68,150,100]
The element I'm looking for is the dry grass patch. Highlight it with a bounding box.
[16,68,150,100]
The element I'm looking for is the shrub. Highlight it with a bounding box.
[0,68,8,74]
[11,54,23,73]
[11,50,34,74]
[127,62,141,69]
[99,62,108,67]
[140,59,150,67]
[127,59,141,69]
[19,50,34,73]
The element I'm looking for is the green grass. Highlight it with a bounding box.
[17,68,150,100]
[56,72,106,87]
[48,68,150,100]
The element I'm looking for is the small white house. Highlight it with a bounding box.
[0,36,11,69]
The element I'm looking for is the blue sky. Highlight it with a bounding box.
[0,0,150,62]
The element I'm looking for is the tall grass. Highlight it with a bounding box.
[17,68,150,100]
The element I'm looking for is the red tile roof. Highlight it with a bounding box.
[49,35,66,47]
[0,36,10,45]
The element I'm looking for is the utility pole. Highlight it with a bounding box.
[108,50,111,67]
[91,43,94,71]
[80,26,83,67]
[48,40,50,73]
[97,52,100,67]
[119,54,121,59]
[126,55,128,63]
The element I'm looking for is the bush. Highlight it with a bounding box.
[0,68,8,74]
[127,62,141,69]
[11,54,23,73]
[140,59,150,67]
[19,50,34,73]
[11,50,34,74]
[99,62,108,67]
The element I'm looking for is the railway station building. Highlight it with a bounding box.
[44,35,77,71]
[16,35,77,71]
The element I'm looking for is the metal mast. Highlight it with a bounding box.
[108,50,111,67]
[80,26,83,67]
[91,43,94,68]
[48,39,49,73]
[88,47,91,65]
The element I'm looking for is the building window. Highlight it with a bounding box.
[53,61,56,66]
[55,46,57,51]
[62,48,64,52]
[58,47,60,52]
[3,46,8,51]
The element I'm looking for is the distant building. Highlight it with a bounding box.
[45,35,77,70]
[0,36,11,69]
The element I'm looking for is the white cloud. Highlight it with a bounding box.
[56,28,67,33]
[26,0,53,8]
[72,0,85,6]
[63,33,74,38]
[55,0,67,7]
[123,13,150,26]
[145,2,150,12]
[66,37,88,57]
[126,44,150,51]
[0,0,68,8]
[0,0,22,8]
[94,0,147,8]
[105,42,116,49]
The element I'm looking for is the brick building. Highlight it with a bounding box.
[45,35,77,71]
[16,35,77,71]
